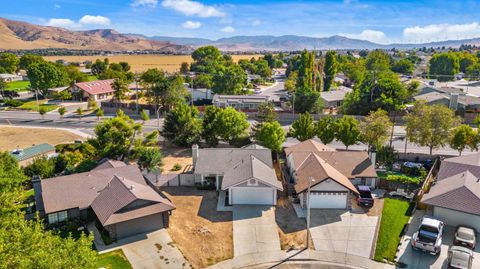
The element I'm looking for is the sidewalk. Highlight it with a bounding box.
[209,249,394,269]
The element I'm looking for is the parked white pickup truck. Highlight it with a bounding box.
[411,216,444,255]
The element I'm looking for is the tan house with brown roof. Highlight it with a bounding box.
[33,160,175,240]
[285,139,377,209]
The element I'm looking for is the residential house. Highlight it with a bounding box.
[0,73,23,82]
[69,79,115,101]
[192,144,283,205]
[320,86,353,108]
[285,139,377,209]
[414,91,480,112]
[212,95,269,111]
[421,153,480,231]
[10,143,56,166]
[33,160,175,240]
[188,88,213,101]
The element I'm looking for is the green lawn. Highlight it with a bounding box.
[374,198,413,262]
[97,250,132,269]
[17,100,59,112]
[6,80,30,92]
[87,75,98,82]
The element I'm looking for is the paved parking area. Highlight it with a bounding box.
[397,212,480,269]
[233,205,281,257]
[309,210,379,258]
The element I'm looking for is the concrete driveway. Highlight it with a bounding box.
[309,210,379,258]
[397,211,480,268]
[233,205,281,257]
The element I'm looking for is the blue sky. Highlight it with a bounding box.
[2,0,480,44]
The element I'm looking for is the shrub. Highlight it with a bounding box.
[171,163,182,171]
[3,99,24,107]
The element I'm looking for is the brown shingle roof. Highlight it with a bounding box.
[94,159,127,170]
[437,153,480,180]
[284,139,335,156]
[91,176,174,225]
[221,155,283,190]
[422,171,480,215]
[294,153,359,194]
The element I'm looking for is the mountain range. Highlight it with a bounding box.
[1,17,480,52]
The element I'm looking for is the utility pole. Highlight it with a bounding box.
[292,91,295,122]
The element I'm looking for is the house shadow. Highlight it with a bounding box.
[308,209,347,228]
[275,199,307,234]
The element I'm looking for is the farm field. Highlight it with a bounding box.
[44,54,262,73]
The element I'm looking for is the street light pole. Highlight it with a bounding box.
[306,176,313,249]
[292,91,295,122]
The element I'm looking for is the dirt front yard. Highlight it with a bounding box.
[160,146,193,174]
[163,187,233,268]
[275,196,309,250]
[0,126,84,151]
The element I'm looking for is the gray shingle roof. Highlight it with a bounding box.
[10,143,55,161]
[221,155,282,190]
[422,171,480,215]
[437,153,480,180]
[194,148,272,175]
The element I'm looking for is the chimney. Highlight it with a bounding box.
[192,144,199,168]
[31,176,45,217]
[368,145,377,168]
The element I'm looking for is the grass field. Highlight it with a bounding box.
[17,100,58,112]
[0,126,84,151]
[374,198,413,262]
[6,80,30,92]
[97,250,132,269]
[44,54,262,73]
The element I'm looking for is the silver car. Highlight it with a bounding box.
[454,226,476,250]
[448,246,474,269]
[411,216,444,255]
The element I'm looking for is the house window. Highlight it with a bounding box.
[48,211,68,224]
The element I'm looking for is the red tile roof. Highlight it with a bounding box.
[74,79,115,95]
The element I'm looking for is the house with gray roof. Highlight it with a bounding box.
[320,86,353,108]
[192,144,283,205]
[33,161,175,240]
[212,94,270,111]
[421,153,480,231]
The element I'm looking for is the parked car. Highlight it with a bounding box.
[454,226,476,250]
[448,246,474,269]
[356,185,374,207]
[411,216,444,255]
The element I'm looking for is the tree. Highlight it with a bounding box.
[365,50,391,73]
[294,90,324,114]
[137,148,163,172]
[215,107,249,144]
[335,115,360,150]
[87,97,97,110]
[111,79,129,102]
[256,101,276,123]
[202,105,222,146]
[458,52,477,73]
[0,53,19,74]
[288,112,315,141]
[91,59,108,75]
[180,62,190,74]
[58,106,66,119]
[23,156,56,178]
[467,63,480,81]
[51,90,72,101]
[140,110,150,123]
[449,124,475,156]
[324,51,338,91]
[391,58,414,75]
[211,64,247,94]
[405,102,459,155]
[192,73,213,89]
[89,112,136,159]
[255,121,286,152]
[19,54,43,70]
[162,102,202,147]
[285,71,298,92]
[0,152,97,269]
[27,61,68,96]
[95,108,104,120]
[315,116,337,144]
[360,109,392,148]
[190,46,225,74]
[38,107,47,119]
[296,50,315,89]
[429,52,460,81]
[64,65,88,84]
[341,59,366,86]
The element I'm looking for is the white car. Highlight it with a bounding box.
[411,216,444,255]
[448,246,474,269]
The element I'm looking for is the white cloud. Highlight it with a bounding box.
[131,0,158,8]
[403,22,480,42]
[79,15,111,26]
[251,19,261,26]
[342,29,388,44]
[54,4,61,9]
[182,20,201,29]
[161,0,225,18]
[45,15,111,30]
[46,18,76,28]
[221,26,235,33]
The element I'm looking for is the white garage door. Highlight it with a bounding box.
[231,187,274,205]
[309,191,347,208]
[434,207,480,232]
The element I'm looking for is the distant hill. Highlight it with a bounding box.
[0,18,191,52]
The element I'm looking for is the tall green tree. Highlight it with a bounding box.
[467,63,480,81]
[458,52,477,73]
[256,101,276,123]
[315,116,337,144]
[27,61,68,96]
[111,78,129,102]
[162,103,202,147]
[296,50,315,90]
[137,148,163,172]
[190,46,225,74]
[324,51,338,91]
[391,58,414,75]
[365,50,391,73]
[255,121,286,152]
[360,109,392,148]
[429,52,460,82]
[335,115,360,150]
[405,102,459,155]
[211,64,247,94]
[202,105,222,146]
[288,112,315,141]
[0,53,19,74]
[19,54,43,70]
[215,107,249,144]
[449,124,475,156]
